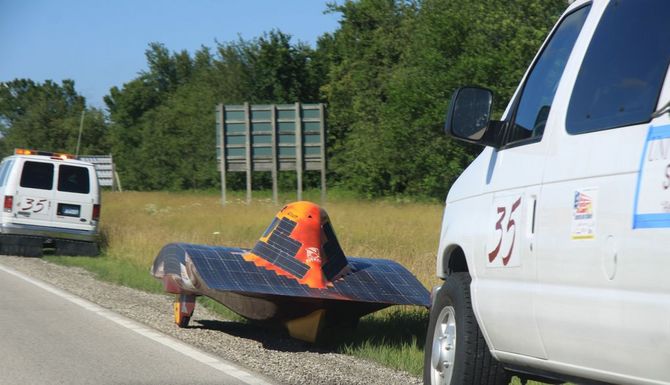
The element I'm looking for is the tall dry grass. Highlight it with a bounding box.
[101,190,444,288]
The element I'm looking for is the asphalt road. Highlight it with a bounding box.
[0,265,271,385]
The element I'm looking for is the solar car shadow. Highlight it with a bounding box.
[190,307,428,354]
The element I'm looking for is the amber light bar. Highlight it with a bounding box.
[14,148,75,160]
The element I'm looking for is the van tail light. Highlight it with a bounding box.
[92,204,101,221]
[4,196,13,212]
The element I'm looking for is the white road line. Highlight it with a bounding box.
[0,263,274,385]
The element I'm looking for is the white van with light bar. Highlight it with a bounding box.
[0,149,100,257]
[425,1,670,385]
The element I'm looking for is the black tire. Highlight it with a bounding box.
[0,235,43,257]
[424,272,510,385]
[173,294,195,328]
[176,315,191,328]
[54,240,99,256]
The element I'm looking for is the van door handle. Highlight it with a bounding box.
[526,195,537,235]
[527,195,537,252]
[531,198,537,235]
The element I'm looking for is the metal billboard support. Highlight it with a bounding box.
[295,102,303,202]
[244,102,252,204]
[319,103,327,204]
[217,104,227,205]
[270,104,279,204]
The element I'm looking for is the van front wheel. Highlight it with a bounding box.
[423,272,510,385]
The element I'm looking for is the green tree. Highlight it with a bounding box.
[104,43,199,189]
[323,0,566,198]
[0,79,108,157]
[105,32,321,190]
[320,0,418,196]
[244,30,319,103]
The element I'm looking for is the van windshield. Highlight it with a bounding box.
[507,4,590,143]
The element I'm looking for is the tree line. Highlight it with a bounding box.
[0,0,566,198]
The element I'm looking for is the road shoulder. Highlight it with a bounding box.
[0,255,421,385]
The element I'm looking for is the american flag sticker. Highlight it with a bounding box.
[572,188,597,239]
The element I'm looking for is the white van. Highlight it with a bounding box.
[425,1,670,384]
[0,149,100,257]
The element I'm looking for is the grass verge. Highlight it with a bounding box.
[324,307,428,375]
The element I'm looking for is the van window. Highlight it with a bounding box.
[506,5,590,145]
[20,161,54,190]
[0,160,14,188]
[58,165,90,194]
[567,0,670,134]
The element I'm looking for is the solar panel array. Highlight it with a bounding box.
[321,221,348,280]
[155,243,430,306]
[250,218,309,279]
[261,217,279,238]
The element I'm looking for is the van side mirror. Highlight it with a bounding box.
[445,87,502,147]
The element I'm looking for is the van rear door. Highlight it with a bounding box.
[52,164,96,230]
[14,160,55,226]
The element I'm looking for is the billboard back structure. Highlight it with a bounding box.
[78,154,121,191]
[216,103,326,204]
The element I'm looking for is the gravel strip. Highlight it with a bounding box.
[0,256,422,385]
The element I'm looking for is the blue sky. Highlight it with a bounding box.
[0,0,341,109]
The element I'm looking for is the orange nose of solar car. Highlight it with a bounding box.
[244,201,350,289]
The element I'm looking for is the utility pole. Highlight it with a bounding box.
[75,109,85,157]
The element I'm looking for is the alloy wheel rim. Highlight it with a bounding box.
[430,305,456,384]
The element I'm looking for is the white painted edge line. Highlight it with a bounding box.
[0,263,275,385]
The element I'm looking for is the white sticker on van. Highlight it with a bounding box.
[571,188,597,239]
[633,124,670,228]
[487,195,522,268]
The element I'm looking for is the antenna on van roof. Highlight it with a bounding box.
[75,109,85,157]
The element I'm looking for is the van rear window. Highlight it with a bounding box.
[20,161,54,190]
[58,165,90,194]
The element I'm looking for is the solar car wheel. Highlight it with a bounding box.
[173,298,191,328]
